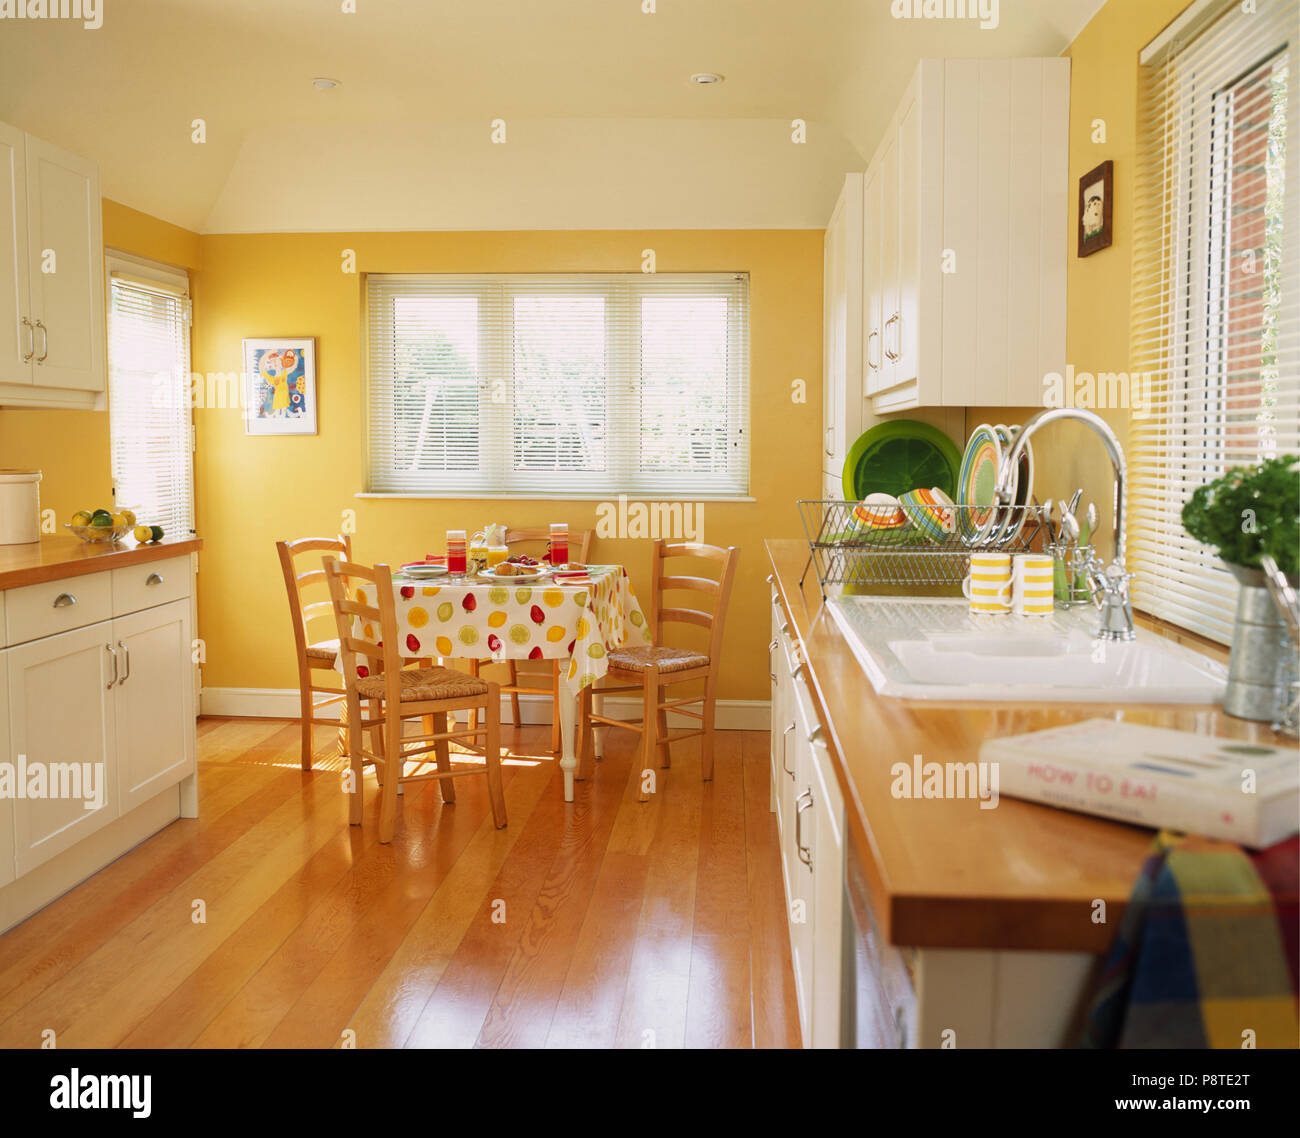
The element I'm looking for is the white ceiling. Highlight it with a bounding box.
[0,0,1106,233]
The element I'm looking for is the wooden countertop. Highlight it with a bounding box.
[766,538,1290,954]
[0,535,203,591]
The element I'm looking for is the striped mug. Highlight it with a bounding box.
[1012,553,1055,616]
[962,552,1012,614]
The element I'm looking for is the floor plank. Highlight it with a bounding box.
[0,718,795,1049]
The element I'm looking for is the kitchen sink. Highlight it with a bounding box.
[826,596,1229,703]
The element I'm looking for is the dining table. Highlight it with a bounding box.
[339,563,653,800]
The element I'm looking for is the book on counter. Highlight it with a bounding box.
[978,719,1300,849]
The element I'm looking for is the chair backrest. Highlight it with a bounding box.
[277,536,352,662]
[648,540,739,663]
[504,525,593,565]
[323,557,406,704]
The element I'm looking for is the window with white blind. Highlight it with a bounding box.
[107,256,195,536]
[365,273,750,496]
[1130,0,1298,642]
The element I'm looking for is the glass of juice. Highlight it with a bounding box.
[487,546,509,568]
[446,530,468,576]
[548,523,569,568]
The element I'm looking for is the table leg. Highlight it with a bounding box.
[592,678,606,759]
[559,683,578,802]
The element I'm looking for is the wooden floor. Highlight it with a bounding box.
[0,718,799,1049]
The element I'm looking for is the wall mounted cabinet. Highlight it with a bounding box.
[860,58,1069,414]
[0,121,106,409]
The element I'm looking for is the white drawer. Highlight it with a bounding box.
[111,555,191,616]
[4,572,113,645]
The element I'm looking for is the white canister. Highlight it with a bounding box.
[0,469,42,545]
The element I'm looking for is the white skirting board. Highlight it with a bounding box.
[199,687,772,732]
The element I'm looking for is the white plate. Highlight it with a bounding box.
[399,564,448,579]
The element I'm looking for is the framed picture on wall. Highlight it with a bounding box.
[1078,160,1113,257]
[243,337,318,435]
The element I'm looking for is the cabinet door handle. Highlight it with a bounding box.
[795,790,814,868]
[52,592,77,608]
[781,721,796,777]
[146,572,164,586]
[768,638,779,682]
[34,319,48,364]
[118,641,131,684]
[20,316,35,363]
[867,328,880,371]
[824,425,834,457]
[884,313,900,360]
[105,644,118,689]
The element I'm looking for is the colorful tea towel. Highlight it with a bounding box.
[1081,832,1299,1048]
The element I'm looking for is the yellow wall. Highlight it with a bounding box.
[191,231,823,700]
[980,0,1190,561]
[0,200,201,523]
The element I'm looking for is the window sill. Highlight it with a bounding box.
[354,491,757,503]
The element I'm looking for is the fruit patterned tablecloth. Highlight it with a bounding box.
[345,566,653,693]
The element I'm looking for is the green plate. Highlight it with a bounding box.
[841,420,963,502]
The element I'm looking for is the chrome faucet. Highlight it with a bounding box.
[996,408,1136,642]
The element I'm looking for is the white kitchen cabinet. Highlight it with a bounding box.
[0,553,197,918]
[823,174,863,480]
[7,622,118,876]
[113,600,194,813]
[0,122,31,391]
[860,58,1068,414]
[770,584,845,1049]
[0,650,13,890]
[0,121,105,408]
[824,163,964,500]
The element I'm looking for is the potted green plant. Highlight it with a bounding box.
[1182,454,1299,721]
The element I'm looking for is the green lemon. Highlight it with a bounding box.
[488,586,509,606]
[508,624,531,645]
[437,602,454,622]
[149,525,164,542]
[514,588,532,604]
[457,626,480,647]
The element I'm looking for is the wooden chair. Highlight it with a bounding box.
[467,525,593,753]
[277,535,353,770]
[324,557,506,843]
[578,540,738,801]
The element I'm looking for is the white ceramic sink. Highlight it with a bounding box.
[826,596,1228,703]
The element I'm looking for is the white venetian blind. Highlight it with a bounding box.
[1129,0,1299,642]
[366,273,750,496]
[108,262,195,536]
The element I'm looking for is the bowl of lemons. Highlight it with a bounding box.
[65,507,141,544]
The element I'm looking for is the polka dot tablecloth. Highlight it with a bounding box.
[344,566,653,692]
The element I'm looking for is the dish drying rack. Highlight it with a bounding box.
[798,500,1049,598]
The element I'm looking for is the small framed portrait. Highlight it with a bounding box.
[1078,160,1113,257]
[243,337,317,435]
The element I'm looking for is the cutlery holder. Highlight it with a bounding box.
[1046,542,1095,609]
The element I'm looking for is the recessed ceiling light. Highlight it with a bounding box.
[690,72,724,85]
[312,77,341,91]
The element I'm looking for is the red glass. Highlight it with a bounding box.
[549,523,568,567]
[446,530,467,575]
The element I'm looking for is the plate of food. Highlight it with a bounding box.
[479,563,548,581]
